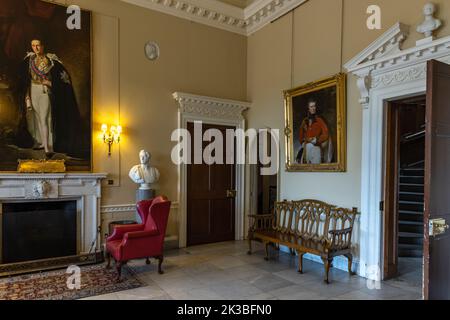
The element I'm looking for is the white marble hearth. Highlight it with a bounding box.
[0,173,107,255]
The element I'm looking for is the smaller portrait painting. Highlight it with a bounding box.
[284,73,346,172]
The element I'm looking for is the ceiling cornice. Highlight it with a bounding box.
[244,0,307,35]
[120,0,307,36]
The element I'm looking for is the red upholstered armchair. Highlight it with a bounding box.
[106,196,171,280]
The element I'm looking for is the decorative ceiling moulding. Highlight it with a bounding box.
[244,0,308,35]
[120,0,307,36]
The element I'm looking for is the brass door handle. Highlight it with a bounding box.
[429,218,449,237]
[226,190,237,198]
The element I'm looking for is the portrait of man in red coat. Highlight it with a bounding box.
[296,98,333,164]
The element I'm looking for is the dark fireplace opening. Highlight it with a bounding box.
[2,201,77,264]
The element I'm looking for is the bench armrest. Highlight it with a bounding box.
[329,227,353,250]
[248,214,274,231]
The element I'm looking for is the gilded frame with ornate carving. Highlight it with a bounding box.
[0,0,92,172]
[284,73,346,172]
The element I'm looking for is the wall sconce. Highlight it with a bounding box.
[101,124,122,156]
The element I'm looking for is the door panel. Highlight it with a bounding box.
[189,200,211,237]
[424,60,450,300]
[187,122,236,246]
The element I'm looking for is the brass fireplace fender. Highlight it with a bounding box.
[0,252,104,278]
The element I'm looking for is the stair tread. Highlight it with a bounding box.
[399,210,424,215]
[400,175,424,178]
[399,183,424,187]
[399,220,423,226]
[399,192,424,196]
[399,200,424,205]
[399,243,423,249]
[399,232,423,238]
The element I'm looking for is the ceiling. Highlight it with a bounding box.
[121,0,307,36]
[216,0,257,9]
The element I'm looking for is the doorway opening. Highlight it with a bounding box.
[256,129,278,215]
[384,95,425,290]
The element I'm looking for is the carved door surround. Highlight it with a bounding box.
[173,92,250,248]
[345,22,450,281]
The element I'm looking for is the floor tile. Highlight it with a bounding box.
[85,240,422,300]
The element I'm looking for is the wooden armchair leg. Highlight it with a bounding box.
[157,256,164,274]
[344,254,355,275]
[106,251,111,269]
[297,252,305,274]
[321,258,333,284]
[264,242,270,261]
[116,261,123,281]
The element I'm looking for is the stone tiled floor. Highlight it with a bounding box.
[83,241,422,300]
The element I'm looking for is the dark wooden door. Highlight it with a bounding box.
[187,122,236,246]
[424,60,450,300]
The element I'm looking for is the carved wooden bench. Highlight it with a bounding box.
[247,200,358,283]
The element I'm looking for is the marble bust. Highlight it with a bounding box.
[129,150,160,190]
[417,3,442,38]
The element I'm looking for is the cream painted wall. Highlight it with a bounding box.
[52,0,247,236]
[246,0,450,261]
[46,0,450,246]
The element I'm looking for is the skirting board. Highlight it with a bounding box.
[279,246,360,276]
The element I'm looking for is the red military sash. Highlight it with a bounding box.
[30,58,49,81]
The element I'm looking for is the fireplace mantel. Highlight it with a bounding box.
[0,173,107,255]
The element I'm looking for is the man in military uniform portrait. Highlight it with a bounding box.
[17,38,81,155]
[0,0,91,171]
[296,98,332,164]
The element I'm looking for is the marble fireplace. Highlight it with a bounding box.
[0,173,107,276]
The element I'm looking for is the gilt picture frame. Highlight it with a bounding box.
[0,0,92,172]
[284,73,346,172]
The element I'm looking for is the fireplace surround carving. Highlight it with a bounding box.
[0,173,107,274]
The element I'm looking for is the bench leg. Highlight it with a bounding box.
[297,252,305,274]
[247,237,252,255]
[344,254,355,276]
[264,242,270,261]
[321,257,333,284]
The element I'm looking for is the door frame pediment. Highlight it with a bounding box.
[345,23,450,282]
[173,92,250,248]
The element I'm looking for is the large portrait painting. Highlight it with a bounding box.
[284,73,346,172]
[0,0,91,171]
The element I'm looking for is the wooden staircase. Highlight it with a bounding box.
[398,163,424,258]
